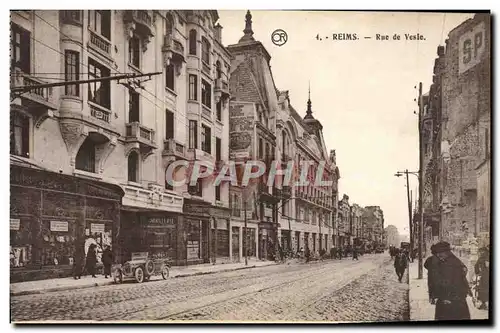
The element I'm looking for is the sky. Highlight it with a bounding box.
[217,10,474,235]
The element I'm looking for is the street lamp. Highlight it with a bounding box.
[395,169,423,279]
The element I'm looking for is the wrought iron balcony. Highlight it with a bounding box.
[10,69,57,110]
[162,138,186,160]
[125,122,157,156]
[123,10,153,38]
[186,148,216,164]
[88,29,111,55]
[89,103,111,123]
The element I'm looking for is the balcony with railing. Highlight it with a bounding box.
[162,138,186,160]
[214,78,229,101]
[162,34,185,66]
[123,10,154,38]
[88,29,111,56]
[186,148,216,165]
[89,103,111,123]
[11,69,57,111]
[125,122,157,156]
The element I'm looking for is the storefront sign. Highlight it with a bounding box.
[459,22,486,74]
[264,207,273,218]
[148,217,176,226]
[50,220,68,232]
[10,218,20,231]
[91,223,105,234]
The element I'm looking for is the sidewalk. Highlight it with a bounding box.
[10,260,276,296]
[408,261,489,321]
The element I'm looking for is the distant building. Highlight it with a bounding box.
[384,225,400,247]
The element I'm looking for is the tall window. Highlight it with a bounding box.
[128,89,139,123]
[129,36,140,68]
[189,74,198,100]
[216,100,222,121]
[188,120,197,149]
[165,110,174,139]
[215,185,221,201]
[201,37,210,64]
[64,50,79,96]
[201,79,211,108]
[10,111,30,158]
[75,138,96,173]
[259,138,263,159]
[89,10,111,39]
[216,61,222,79]
[10,23,30,73]
[128,151,139,182]
[165,13,174,36]
[216,137,221,161]
[166,64,175,91]
[201,125,211,154]
[231,194,241,217]
[88,58,110,109]
[189,29,197,55]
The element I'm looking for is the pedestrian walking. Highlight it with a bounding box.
[394,249,408,282]
[330,246,336,259]
[304,247,311,263]
[72,241,85,280]
[474,247,490,310]
[424,244,440,303]
[102,245,113,279]
[428,241,472,321]
[86,243,98,278]
[352,247,359,260]
[337,247,343,260]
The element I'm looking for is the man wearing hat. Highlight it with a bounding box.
[474,246,490,310]
[427,241,472,320]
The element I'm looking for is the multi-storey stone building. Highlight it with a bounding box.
[420,13,491,251]
[337,194,351,246]
[9,10,232,281]
[276,90,337,255]
[361,206,385,248]
[350,204,364,247]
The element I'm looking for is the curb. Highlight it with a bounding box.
[10,263,277,297]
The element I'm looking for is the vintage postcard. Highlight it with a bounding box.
[9,9,491,323]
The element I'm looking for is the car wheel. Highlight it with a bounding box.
[135,267,144,283]
[145,260,155,276]
[161,265,170,280]
[113,270,123,284]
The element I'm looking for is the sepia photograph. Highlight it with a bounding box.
[8,7,491,324]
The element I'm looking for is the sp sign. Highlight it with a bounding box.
[459,22,486,74]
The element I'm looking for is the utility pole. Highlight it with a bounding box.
[405,170,413,257]
[418,82,424,279]
[244,194,248,266]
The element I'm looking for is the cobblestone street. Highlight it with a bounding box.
[11,254,409,322]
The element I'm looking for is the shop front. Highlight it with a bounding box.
[10,164,123,282]
[183,199,231,265]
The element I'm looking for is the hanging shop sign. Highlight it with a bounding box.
[50,220,68,232]
[91,223,105,234]
[10,218,20,231]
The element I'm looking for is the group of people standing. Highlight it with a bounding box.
[72,244,113,280]
[425,241,490,321]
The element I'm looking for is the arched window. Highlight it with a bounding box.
[128,151,139,182]
[76,138,96,173]
[189,29,197,55]
[216,60,222,79]
[201,37,210,64]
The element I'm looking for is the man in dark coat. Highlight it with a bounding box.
[102,245,113,278]
[73,241,85,280]
[428,241,472,320]
[86,243,98,278]
[337,247,343,260]
[394,249,408,282]
[424,244,440,303]
[474,247,490,310]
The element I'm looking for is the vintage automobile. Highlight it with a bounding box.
[112,252,171,284]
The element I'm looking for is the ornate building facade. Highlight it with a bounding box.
[10,10,232,281]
